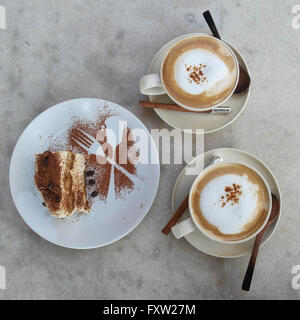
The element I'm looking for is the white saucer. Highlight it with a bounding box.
[171,148,282,258]
[147,33,251,134]
[9,98,160,249]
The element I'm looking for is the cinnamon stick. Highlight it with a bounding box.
[139,100,211,113]
[161,194,189,235]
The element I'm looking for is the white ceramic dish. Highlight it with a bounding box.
[171,148,282,258]
[9,98,160,249]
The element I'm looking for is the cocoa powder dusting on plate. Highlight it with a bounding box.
[47,107,139,205]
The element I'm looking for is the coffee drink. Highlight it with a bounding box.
[162,36,238,109]
[190,163,270,241]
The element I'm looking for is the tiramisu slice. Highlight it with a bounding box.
[34,151,91,218]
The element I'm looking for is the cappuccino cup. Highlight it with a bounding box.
[139,34,239,111]
[172,161,272,244]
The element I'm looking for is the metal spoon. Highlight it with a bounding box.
[203,10,251,94]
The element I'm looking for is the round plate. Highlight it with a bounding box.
[9,98,160,249]
[147,33,251,134]
[172,148,282,258]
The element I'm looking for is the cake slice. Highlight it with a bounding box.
[34,151,91,218]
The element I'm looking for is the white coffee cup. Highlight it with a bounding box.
[139,34,240,111]
[172,161,272,244]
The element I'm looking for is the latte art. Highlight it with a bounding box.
[200,174,260,235]
[162,36,238,109]
[174,49,232,96]
[191,163,270,241]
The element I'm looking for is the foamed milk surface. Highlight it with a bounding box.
[174,49,229,95]
[199,174,259,234]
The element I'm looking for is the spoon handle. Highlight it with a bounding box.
[203,10,221,39]
[242,233,264,291]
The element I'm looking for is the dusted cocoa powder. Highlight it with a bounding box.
[48,108,138,204]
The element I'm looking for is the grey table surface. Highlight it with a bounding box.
[0,0,299,300]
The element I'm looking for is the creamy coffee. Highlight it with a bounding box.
[191,163,270,241]
[162,36,238,109]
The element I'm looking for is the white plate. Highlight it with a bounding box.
[147,33,251,134]
[172,148,282,258]
[9,98,160,249]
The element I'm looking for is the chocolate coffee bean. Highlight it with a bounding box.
[86,170,95,177]
[89,179,95,185]
[48,182,54,190]
[43,156,49,166]
[91,191,98,198]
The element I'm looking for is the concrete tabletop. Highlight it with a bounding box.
[0,0,299,299]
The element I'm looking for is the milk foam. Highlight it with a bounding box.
[174,49,230,95]
[199,174,260,235]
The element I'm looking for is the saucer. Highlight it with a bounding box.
[171,148,282,258]
[147,33,251,134]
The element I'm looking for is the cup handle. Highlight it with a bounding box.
[171,217,197,239]
[139,73,166,95]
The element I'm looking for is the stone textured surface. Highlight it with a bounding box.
[0,0,299,299]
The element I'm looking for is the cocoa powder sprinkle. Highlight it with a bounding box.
[220,183,243,207]
[66,110,137,203]
[46,106,139,206]
[185,63,208,85]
